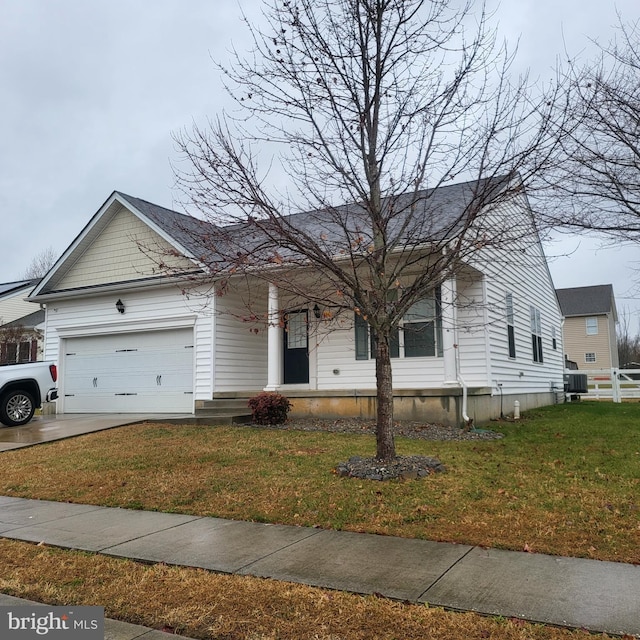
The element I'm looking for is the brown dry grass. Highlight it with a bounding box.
[0,404,638,638]
[0,539,610,639]
[0,404,638,563]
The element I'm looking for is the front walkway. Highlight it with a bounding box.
[0,414,192,451]
[0,496,638,637]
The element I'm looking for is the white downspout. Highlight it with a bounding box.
[457,373,471,428]
[442,274,472,428]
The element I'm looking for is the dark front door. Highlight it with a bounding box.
[283,310,309,384]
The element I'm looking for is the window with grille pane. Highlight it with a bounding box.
[530,306,543,363]
[18,342,30,362]
[506,293,516,358]
[404,297,437,357]
[586,317,598,335]
[354,289,441,359]
[5,343,17,364]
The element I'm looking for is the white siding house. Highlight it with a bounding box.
[28,180,564,426]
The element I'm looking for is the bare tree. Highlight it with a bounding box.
[539,18,640,242]
[169,0,563,461]
[617,308,640,368]
[22,246,58,279]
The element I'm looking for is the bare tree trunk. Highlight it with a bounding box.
[375,332,396,462]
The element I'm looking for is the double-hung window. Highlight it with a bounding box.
[506,293,516,359]
[586,317,598,335]
[404,297,438,357]
[530,306,543,363]
[355,311,400,360]
[354,289,442,359]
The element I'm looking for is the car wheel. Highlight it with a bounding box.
[0,390,35,427]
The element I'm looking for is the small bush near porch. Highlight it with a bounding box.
[1,402,638,564]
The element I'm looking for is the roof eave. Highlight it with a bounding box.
[28,271,203,303]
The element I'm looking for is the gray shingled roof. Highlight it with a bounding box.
[117,175,511,265]
[0,279,40,298]
[556,285,616,317]
[115,193,217,260]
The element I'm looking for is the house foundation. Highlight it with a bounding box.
[206,388,562,427]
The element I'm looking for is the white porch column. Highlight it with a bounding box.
[441,277,458,384]
[264,282,282,390]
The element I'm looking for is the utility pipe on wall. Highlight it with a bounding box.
[457,374,471,428]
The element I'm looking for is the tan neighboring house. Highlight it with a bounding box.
[0,279,44,364]
[556,284,619,370]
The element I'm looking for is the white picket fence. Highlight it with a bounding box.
[565,368,640,403]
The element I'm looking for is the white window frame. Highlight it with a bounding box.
[585,352,597,363]
[354,289,442,360]
[506,293,516,359]
[530,306,543,363]
[402,296,439,358]
[586,317,599,335]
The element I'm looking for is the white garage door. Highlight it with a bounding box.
[63,329,194,413]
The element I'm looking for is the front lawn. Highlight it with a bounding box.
[1,402,638,563]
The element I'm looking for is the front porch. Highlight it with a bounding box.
[211,270,492,426]
[200,387,562,427]
[202,387,491,427]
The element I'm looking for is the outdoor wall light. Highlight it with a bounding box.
[116,299,125,314]
[313,304,321,319]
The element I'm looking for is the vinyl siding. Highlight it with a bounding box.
[466,195,564,393]
[0,288,37,324]
[315,320,447,390]
[563,315,615,368]
[214,287,268,392]
[456,275,490,386]
[56,206,191,290]
[312,195,564,393]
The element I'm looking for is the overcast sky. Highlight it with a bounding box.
[1,0,639,329]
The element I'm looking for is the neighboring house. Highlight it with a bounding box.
[556,285,619,370]
[28,179,565,426]
[0,279,44,364]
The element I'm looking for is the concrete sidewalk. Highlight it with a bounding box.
[0,496,638,638]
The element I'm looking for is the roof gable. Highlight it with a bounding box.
[29,174,519,299]
[556,285,617,318]
[30,193,201,299]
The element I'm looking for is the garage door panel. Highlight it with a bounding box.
[63,329,194,413]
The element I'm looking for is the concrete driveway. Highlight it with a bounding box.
[0,414,193,451]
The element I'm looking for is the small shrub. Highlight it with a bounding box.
[248,392,292,425]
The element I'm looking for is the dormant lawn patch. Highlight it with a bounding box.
[0,403,638,563]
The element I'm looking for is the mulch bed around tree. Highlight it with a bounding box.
[251,416,504,441]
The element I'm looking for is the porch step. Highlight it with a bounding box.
[192,413,252,425]
[189,397,253,425]
[162,413,252,426]
[199,398,252,412]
